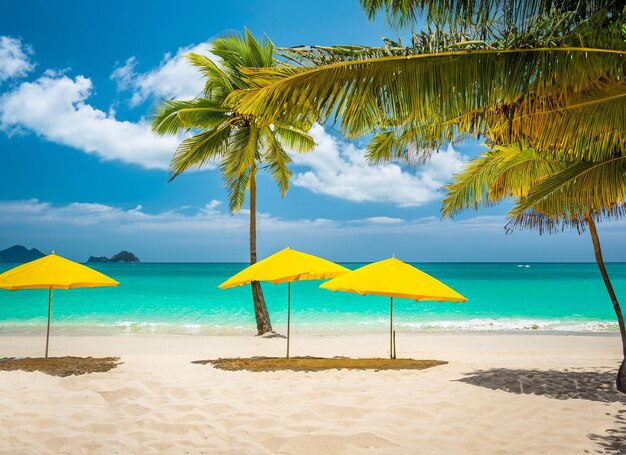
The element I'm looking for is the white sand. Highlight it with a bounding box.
[0,333,624,454]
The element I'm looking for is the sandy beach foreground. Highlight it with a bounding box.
[0,333,624,454]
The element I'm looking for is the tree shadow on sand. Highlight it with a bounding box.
[457,368,626,403]
[588,409,626,454]
[457,368,626,453]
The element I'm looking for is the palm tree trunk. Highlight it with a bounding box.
[249,167,273,335]
[585,214,626,393]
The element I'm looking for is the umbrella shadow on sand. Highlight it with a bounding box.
[456,368,626,453]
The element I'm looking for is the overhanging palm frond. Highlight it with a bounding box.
[359,0,624,28]
[441,143,567,217]
[506,203,626,233]
[511,155,626,219]
[365,117,455,165]
[364,80,626,163]
[442,141,626,236]
[489,82,626,161]
[235,47,625,140]
[277,44,408,67]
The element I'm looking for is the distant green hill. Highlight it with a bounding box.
[87,251,140,263]
[0,245,45,263]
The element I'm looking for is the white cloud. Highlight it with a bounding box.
[0,198,502,234]
[290,125,468,207]
[365,216,405,225]
[0,36,34,83]
[0,198,328,233]
[0,72,180,169]
[111,43,210,106]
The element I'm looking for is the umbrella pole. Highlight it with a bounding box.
[45,287,52,358]
[390,297,394,359]
[287,282,291,359]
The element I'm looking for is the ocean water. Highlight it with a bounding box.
[0,262,625,335]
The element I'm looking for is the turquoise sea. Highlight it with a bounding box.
[0,262,625,335]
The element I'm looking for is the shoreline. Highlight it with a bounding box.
[0,316,620,337]
[0,328,622,338]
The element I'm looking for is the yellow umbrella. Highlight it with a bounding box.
[320,257,467,358]
[0,253,119,357]
[219,247,349,357]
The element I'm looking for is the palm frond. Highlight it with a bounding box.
[359,0,624,29]
[219,126,259,211]
[492,82,626,161]
[174,99,230,130]
[363,81,626,163]
[511,155,626,219]
[151,100,199,136]
[260,128,292,196]
[235,47,625,142]
[366,131,402,164]
[441,143,567,217]
[186,52,232,99]
[274,126,315,153]
[506,204,626,233]
[169,125,232,180]
[209,29,275,92]
[223,167,251,213]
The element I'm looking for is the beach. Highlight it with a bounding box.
[0,332,624,454]
[2,0,625,453]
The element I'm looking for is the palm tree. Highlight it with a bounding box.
[224,6,625,381]
[152,30,315,335]
[441,142,626,391]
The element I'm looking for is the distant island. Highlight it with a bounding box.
[0,245,45,263]
[87,251,140,263]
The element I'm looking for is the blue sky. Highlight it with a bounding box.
[0,0,623,262]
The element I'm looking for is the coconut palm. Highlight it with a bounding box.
[441,142,626,391]
[152,30,315,335]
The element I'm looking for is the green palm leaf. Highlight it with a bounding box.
[274,126,316,153]
[174,99,230,129]
[511,156,626,220]
[219,126,259,211]
[236,47,625,139]
[223,168,251,214]
[186,52,233,99]
[151,100,199,136]
[261,128,292,196]
[360,0,623,29]
[441,143,567,217]
[169,125,232,180]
